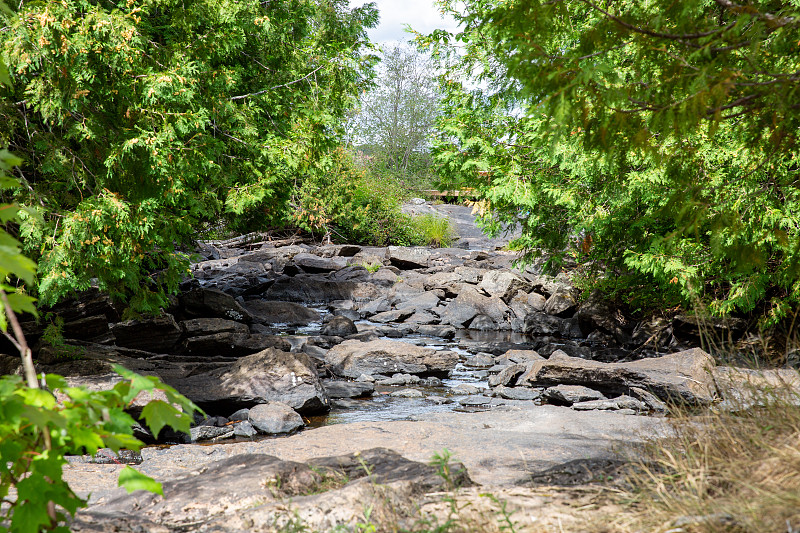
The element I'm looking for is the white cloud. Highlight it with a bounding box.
[349,0,460,46]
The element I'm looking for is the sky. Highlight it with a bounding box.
[348,0,460,47]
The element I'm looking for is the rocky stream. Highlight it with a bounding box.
[6,202,799,532]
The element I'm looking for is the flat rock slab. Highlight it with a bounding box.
[519,348,717,405]
[325,339,458,378]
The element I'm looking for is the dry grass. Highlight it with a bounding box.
[618,382,800,533]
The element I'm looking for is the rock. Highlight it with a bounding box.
[264,277,381,304]
[423,271,464,295]
[468,314,497,331]
[571,395,647,412]
[190,425,234,442]
[333,308,361,322]
[458,396,491,406]
[523,311,573,337]
[519,348,717,405]
[527,292,547,311]
[386,246,431,269]
[496,349,544,365]
[494,386,541,401]
[356,373,375,382]
[370,309,414,324]
[543,385,606,405]
[575,292,630,339]
[243,300,321,326]
[233,420,257,437]
[543,288,578,317]
[181,330,289,357]
[376,373,421,386]
[426,395,454,404]
[404,311,439,325]
[326,339,458,379]
[180,287,253,322]
[631,316,675,350]
[629,387,669,413]
[488,363,528,388]
[370,268,398,285]
[397,291,442,313]
[463,354,495,369]
[478,270,530,301]
[110,314,182,353]
[229,408,250,421]
[390,388,424,398]
[439,286,511,329]
[453,384,481,395]
[322,380,374,399]
[320,316,358,337]
[711,366,800,409]
[358,297,392,317]
[73,448,472,533]
[169,348,329,414]
[181,318,248,337]
[416,325,456,339]
[248,402,304,434]
[292,253,348,273]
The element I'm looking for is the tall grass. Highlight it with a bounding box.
[621,379,800,533]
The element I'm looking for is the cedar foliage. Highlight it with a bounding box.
[420,0,800,325]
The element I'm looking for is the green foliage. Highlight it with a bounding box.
[0,0,378,311]
[0,367,200,532]
[410,214,456,248]
[419,0,800,325]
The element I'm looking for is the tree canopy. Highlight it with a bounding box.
[0,0,377,312]
[420,0,800,324]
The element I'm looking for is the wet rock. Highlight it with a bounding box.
[376,373,421,386]
[386,246,431,269]
[322,380,374,399]
[426,395,454,404]
[519,348,717,405]
[248,401,304,434]
[458,395,491,406]
[326,339,458,379]
[358,297,392,317]
[543,385,606,406]
[180,287,253,322]
[454,384,481,395]
[190,425,234,442]
[320,315,358,337]
[242,300,321,326]
[390,388,424,398]
[264,277,381,304]
[110,314,182,353]
[496,349,544,365]
[468,314,497,331]
[523,311,573,337]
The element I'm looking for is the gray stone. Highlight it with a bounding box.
[326,339,458,379]
[572,395,647,412]
[463,354,495,369]
[439,286,511,329]
[322,380,374,399]
[454,266,484,284]
[453,384,481,395]
[229,408,250,421]
[523,311,573,337]
[264,277,381,304]
[495,386,541,401]
[390,388,424,398]
[488,363,528,388]
[181,287,253,322]
[181,318,249,337]
[416,325,456,339]
[170,348,329,414]
[292,253,348,273]
[358,297,392,317]
[110,314,182,353]
[544,288,578,317]
[544,385,606,405]
[376,373,421,386]
[404,311,440,325]
[426,395,454,404]
[479,270,531,301]
[468,314,497,330]
[190,425,234,442]
[397,291,442,313]
[386,246,431,269]
[458,395,491,406]
[248,402,304,434]
[519,348,717,406]
[370,268,398,285]
[243,300,321,326]
[320,315,358,337]
[233,420,258,438]
[496,349,544,365]
[370,309,414,323]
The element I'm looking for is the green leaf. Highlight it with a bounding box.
[139,399,191,439]
[118,466,163,496]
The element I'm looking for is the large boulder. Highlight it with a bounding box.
[169,348,329,414]
[325,339,458,378]
[248,401,304,434]
[478,270,530,302]
[385,246,431,269]
[243,300,321,326]
[264,276,381,303]
[320,316,358,337]
[292,253,348,273]
[180,287,253,322]
[438,286,511,329]
[110,314,182,353]
[518,348,716,405]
